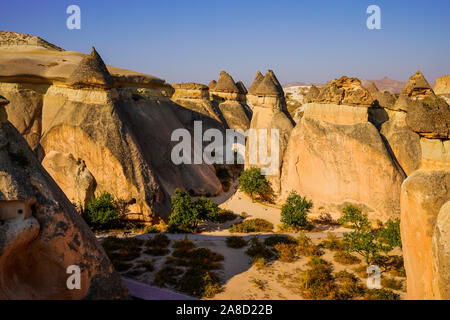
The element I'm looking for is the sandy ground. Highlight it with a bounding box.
[99,189,406,300]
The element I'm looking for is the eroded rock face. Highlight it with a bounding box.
[210,71,251,130]
[401,71,434,99]
[434,75,450,95]
[1,39,222,221]
[42,151,96,209]
[246,107,294,196]
[406,95,450,139]
[0,82,45,149]
[366,82,397,109]
[170,82,221,122]
[432,201,450,300]
[315,76,374,106]
[0,117,128,299]
[380,110,421,176]
[281,105,405,222]
[401,170,450,300]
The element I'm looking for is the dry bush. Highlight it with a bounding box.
[296,234,324,257]
[263,235,297,247]
[245,237,275,260]
[364,288,400,300]
[334,270,365,299]
[226,236,248,248]
[176,269,221,298]
[298,257,339,300]
[320,233,346,251]
[274,243,298,262]
[381,277,404,291]
[146,233,170,248]
[230,218,274,233]
[333,251,361,265]
[153,266,183,287]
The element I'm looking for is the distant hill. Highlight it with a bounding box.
[360,77,406,94]
[283,82,323,88]
[284,77,408,94]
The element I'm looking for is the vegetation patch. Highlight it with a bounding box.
[296,234,324,257]
[274,243,298,262]
[381,277,404,291]
[320,233,346,251]
[153,266,184,287]
[238,167,269,201]
[298,257,338,300]
[333,251,361,265]
[168,189,220,233]
[281,191,313,229]
[263,235,297,247]
[245,237,275,260]
[334,270,365,300]
[176,269,222,298]
[225,236,248,248]
[364,288,400,300]
[229,218,273,233]
[216,209,237,223]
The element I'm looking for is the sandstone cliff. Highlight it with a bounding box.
[210,71,251,131]
[398,71,450,300]
[0,35,222,221]
[280,77,405,221]
[245,71,294,196]
[0,97,128,299]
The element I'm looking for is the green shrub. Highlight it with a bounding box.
[263,235,297,247]
[168,189,219,233]
[216,209,237,223]
[379,218,402,250]
[229,218,273,233]
[333,251,361,265]
[339,205,389,264]
[83,193,119,230]
[226,236,248,248]
[364,288,400,300]
[281,191,313,228]
[238,167,269,201]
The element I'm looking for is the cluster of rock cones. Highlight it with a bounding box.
[0,31,449,299]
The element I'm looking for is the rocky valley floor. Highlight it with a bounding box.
[97,190,406,300]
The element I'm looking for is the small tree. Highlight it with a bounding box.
[238,167,269,202]
[338,205,388,264]
[281,191,313,228]
[168,189,219,232]
[83,192,119,230]
[378,218,402,252]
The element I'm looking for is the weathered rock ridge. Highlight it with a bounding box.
[0,97,128,299]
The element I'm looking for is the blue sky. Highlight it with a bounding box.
[1,0,449,85]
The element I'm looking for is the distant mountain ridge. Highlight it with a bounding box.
[283,77,414,94]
